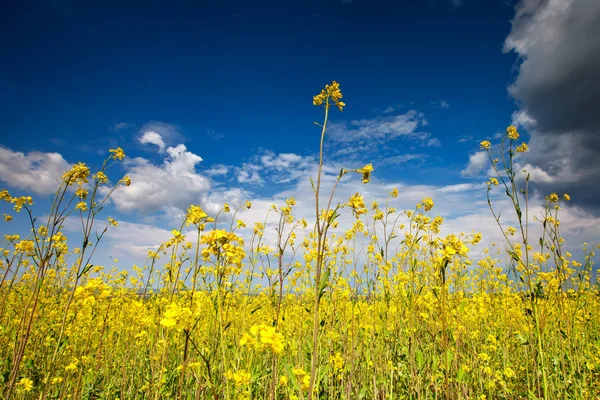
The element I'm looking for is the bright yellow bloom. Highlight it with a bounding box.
[16,377,33,393]
[313,81,345,111]
[225,369,251,386]
[516,142,529,153]
[241,324,285,354]
[108,217,118,227]
[389,187,399,198]
[3,214,12,222]
[186,204,208,226]
[359,163,373,184]
[76,201,88,211]
[506,125,519,140]
[329,352,344,372]
[563,193,571,201]
[95,171,109,184]
[442,234,469,261]
[75,187,88,199]
[348,193,367,218]
[15,240,35,253]
[480,140,492,150]
[109,147,125,161]
[62,162,90,186]
[548,193,559,203]
[421,197,434,212]
[0,189,11,202]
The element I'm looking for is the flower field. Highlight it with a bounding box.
[1,82,599,399]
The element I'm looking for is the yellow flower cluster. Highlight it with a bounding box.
[442,233,469,260]
[239,324,285,354]
[186,204,209,227]
[159,302,193,331]
[201,229,246,269]
[506,125,519,140]
[62,162,90,186]
[348,192,367,218]
[313,80,345,111]
[359,163,373,184]
[224,369,251,386]
[480,140,491,150]
[109,147,125,161]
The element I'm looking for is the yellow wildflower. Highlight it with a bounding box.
[506,125,519,140]
[16,377,33,393]
[516,142,528,153]
[109,147,125,161]
[359,163,373,184]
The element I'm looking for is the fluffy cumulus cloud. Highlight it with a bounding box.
[139,131,166,152]
[0,147,70,194]
[109,135,210,213]
[461,151,488,177]
[138,121,183,151]
[504,0,600,212]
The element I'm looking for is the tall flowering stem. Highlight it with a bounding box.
[308,81,348,399]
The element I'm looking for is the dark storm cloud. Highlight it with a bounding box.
[504,0,600,211]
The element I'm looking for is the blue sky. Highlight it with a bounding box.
[1,0,599,275]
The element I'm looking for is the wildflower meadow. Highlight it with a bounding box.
[1,82,599,400]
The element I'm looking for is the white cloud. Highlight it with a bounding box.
[139,131,166,152]
[437,183,484,193]
[260,152,303,169]
[380,153,428,165]
[327,110,439,158]
[461,151,488,177]
[0,146,70,195]
[234,151,315,185]
[110,140,210,213]
[206,165,230,176]
[237,169,263,185]
[425,138,442,147]
[104,221,174,258]
[330,111,427,143]
[138,122,182,149]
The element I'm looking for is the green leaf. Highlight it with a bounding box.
[358,387,368,399]
[515,333,529,345]
[416,349,424,371]
[318,267,331,301]
[445,349,453,369]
